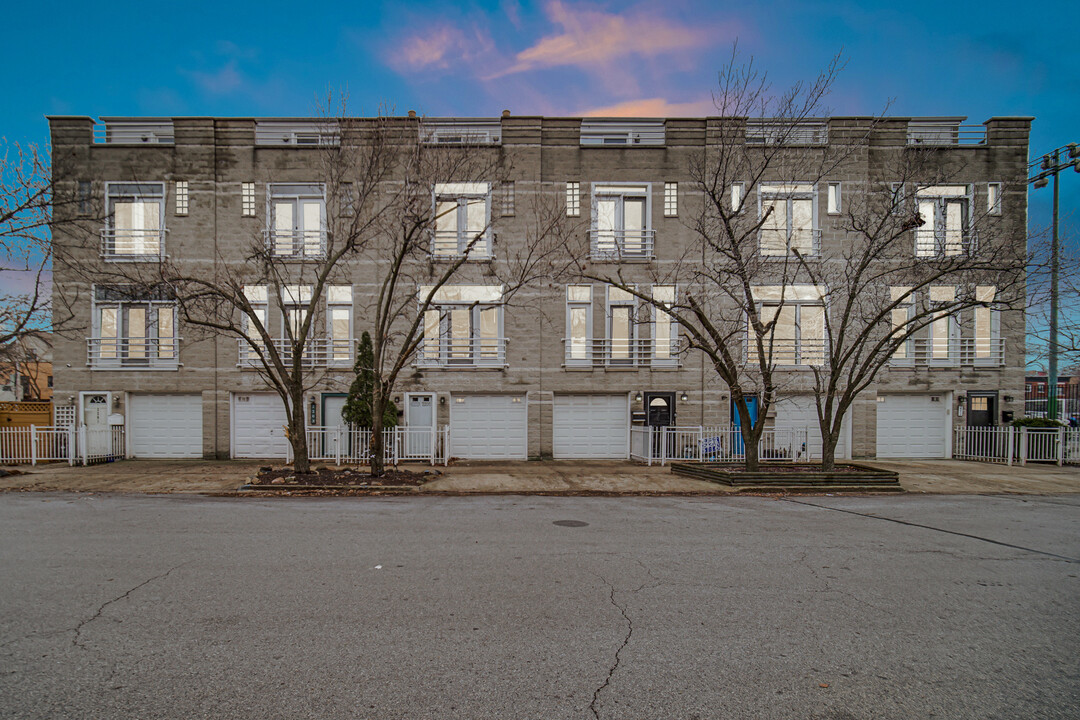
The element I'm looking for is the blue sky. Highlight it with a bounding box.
[2,0,1077,235]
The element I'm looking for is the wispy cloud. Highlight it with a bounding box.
[185,60,245,96]
[578,96,716,117]
[389,23,496,72]
[493,1,716,78]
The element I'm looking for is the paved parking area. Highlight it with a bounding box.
[0,457,1077,495]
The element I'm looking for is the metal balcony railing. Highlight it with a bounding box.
[238,338,356,368]
[889,338,1005,367]
[915,229,978,257]
[589,229,656,260]
[263,229,327,259]
[563,337,684,367]
[415,337,508,368]
[87,337,180,369]
[760,229,822,257]
[431,230,493,259]
[747,338,827,367]
[100,228,165,260]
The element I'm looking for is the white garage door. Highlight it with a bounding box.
[129,394,203,458]
[773,396,849,460]
[876,394,949,458]
[554,395,628,459]
[232,393,289,459]
[450,395,527,459]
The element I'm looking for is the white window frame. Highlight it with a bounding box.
[752,286,826,367]
[928,285,959,366]
[758,183,818,257]
[663,182,678,217]
[103,182,166,260]
[240,285,268,364]
[241,182,257,217]
[826,182,841,215]
[591,183,653,260]
[432,183,493,259]
[565,285,594,367]
[281,285,313,342]
[566,181,581,217]
[987,182,1002,216]
[418,286,505,368]
[731,182,745,213]
[651,285,678,368]
[606,285,638,365]
[91,285,178,368]
[915,185,973,258]
[268,184,327,259]
[175,181,189,216]
[327,285,353,366]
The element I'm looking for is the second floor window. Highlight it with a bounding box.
[419,285,504,367]
[327,285,353,364]
[915,185,971,257]
[104,182,165,259]
[90,285,177,368]
[753,285,825,366]
[759,184,817,256]
[268,184,325,258]
[592,184,652,259]
[433,183,492,259]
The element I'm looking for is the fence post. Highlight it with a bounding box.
[1058,427,1065,466]
[30,424,37,466]
[1006,426,1014,467]
[79,425,87,466]
[430,426,436,466]
[1020,427,1027,467]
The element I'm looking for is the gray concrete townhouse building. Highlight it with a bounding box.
[47,114,1030,461]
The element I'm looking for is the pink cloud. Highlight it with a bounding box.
[492,1,717,78]
[578,97,717,117]
[390,23,496,72]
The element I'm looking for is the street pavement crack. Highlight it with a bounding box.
[782,498,1080,563]
[589,575,635,720]
[71,563,187,649]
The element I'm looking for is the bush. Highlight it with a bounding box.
[1012,417,1064,428]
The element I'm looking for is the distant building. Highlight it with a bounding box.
[0,334,53,402]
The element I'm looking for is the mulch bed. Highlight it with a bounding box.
[248,465,439,488]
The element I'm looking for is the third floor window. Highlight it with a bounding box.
[759,184,817,256]
[267,184,325,259]
[103,183,165,260]
[591,184,653,260]
[915,185,972,258]
[433,183,492,259]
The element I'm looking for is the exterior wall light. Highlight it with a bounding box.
[634,392,642,402]
[680,392,689,402]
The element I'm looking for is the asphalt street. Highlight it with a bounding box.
[1,492,1077,719]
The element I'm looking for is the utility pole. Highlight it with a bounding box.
[1030,143,1080,421]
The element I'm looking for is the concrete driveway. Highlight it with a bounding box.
[0,457,1077,495]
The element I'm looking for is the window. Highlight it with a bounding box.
[987,183,1002,216]
[928,286,957,362]
[418,285,504,367]
[241,183,256,217]
[759,184,817,256]
[501,181,515,217]
[566,182,581,217]
[103,182,165,259]
[753,285,825,366]
[889,286,914,362]
[281,285,313,340]
[915,185,971,257]
[731,183,745,213]
[827,182,841,215]
[91,285,177,368]
[175,181,189,216]
[973,285,999,364]
[433,183,492,259]
[240,286,268,362]
[77,181,92,215]
[327,285,353,364]
[339,183,355,217]
[652,285,677,366]
[566,285,593,365]
[47,375,53,389]
[592,184,652,259]
[268,184,325,258]
[663,183,678,217]
[607,285,637,364]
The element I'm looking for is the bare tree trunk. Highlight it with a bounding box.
[734,400,762,472]
[289,390,310,473]
[370,384,385,477]
[821,431,838,472]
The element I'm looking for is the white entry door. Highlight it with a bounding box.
[129,394,202,458]
[232,393,289,458]
[406,394,435,457]
[450,395,527,459]
[82,393,111,458]
[321,394,348,459]
[876,394,949,458]
[553,395,629,459]
[773,396,849,460]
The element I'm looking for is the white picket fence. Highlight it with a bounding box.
[303,425,450,466]
[0,425,125,466]
[631,425,811,466]
[953,425,1080,465]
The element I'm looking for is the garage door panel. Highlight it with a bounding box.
[233,393,289,459]
[876,394,948,458]
[451,395,527,460]
[130,394,202,458]
[554,395,628,459]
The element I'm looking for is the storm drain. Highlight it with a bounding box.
[552,520,589,527]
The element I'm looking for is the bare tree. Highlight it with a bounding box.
[579,50,857,470]
[1026,223,1080,371]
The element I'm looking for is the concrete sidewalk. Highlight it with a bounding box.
[1,456,1078,495]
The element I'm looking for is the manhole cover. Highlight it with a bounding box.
[553,520,589,527]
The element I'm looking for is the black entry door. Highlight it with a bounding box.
[967,394,996,427]
[644,392,676,427]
